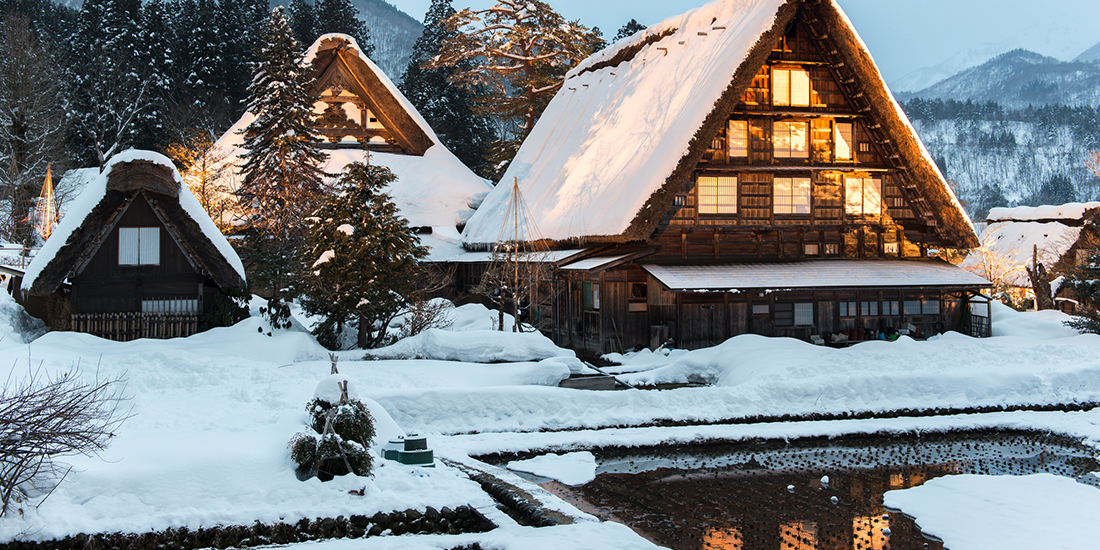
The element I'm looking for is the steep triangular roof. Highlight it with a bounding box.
[22,150,246,294]
[462,0,978,249]
[215,34,491,257]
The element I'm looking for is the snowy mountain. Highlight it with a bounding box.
[1075,40,1100,63]
[890,43,1014,93]
[897,50,1100,109]
[353,0,423,83]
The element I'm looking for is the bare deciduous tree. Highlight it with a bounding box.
[0,364,131,517]
[0,13,68,247]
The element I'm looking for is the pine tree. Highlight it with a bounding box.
[427,0,601,179]
[69,0,154,167]
[134,0,174,150]
[237,6,329,327]
[314,0,373,56]
[613,19,645,42]
[288,0,318,48]
[1063,245,1100,334]
[219,0,270,112]
[399,0,494,174]
[299,162,427,349]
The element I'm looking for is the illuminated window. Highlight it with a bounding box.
[774,121,809,159]
[804,243,819,255]
[824,243,839,255]
[118,227,160,266]
[772,68,811,106]
[835,122,854,160]
[845,176,882,215]
[698,175,738,215]
[774,177,811,214]
[728,120,748,157]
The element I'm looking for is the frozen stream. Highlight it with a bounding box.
[504,430,1100,550]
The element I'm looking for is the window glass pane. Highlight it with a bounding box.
[118,227,139,265]
[139,227,160,265]
[774,177,792,214]
[861,301,879,316]
[752,304,769,315]
[774,122,792,158]
[698,176,737,215]
[804,243,819,255]
[775,303,793,326]
[884,300,899,316]
[845,177,862,214]
[794,303,813,326]
[922,299,940,315]
[904,300,922,315]
[789,122,808,158]
[790,69,811,106]
[835,122,853,160]
[592,283,600,310]
[839,301,856,317]
[773,68,790,106]
[864,178,882,215]
[791,177,810,213]
[729,120,748,157]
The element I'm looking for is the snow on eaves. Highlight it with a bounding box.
[21,150,246,291]
[987,202,1100,222]
[462,0,975,245]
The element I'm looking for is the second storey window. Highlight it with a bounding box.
[728,120,749,157]
[772,67,811,107]
[773,121,809,159]
[835,122,854,160]
[118,227,160,266]
[698,175,738,215]
[774,177,811,214]
[845,176,882,215]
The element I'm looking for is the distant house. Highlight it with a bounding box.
[20,150,247,340]
[962,202,1100,312]
[461,0,991,352]
[214,34,492,262]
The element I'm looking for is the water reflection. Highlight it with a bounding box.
[542,432,1097,550]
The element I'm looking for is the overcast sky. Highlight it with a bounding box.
[385,0,1100,84]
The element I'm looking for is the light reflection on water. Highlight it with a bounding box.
[538,431,1098,550]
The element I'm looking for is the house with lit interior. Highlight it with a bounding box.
[461,0,992,352]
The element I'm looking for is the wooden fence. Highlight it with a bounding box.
[70,312,200,341]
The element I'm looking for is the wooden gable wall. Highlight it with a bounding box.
[649,14,947,263]
[70,194,207,315]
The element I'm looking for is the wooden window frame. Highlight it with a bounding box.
[728,120,749,158]
[835,122,854,161]
[774,176,811,215]
[772,67,811,107]
[698,175,738,215]
[118,227,160,266]
[773,121,810,159]
[845,176,882,216]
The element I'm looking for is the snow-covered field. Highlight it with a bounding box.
[2,292,1100,549]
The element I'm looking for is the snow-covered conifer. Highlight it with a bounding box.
[299,162,427,349]
[237,6,329,327]
[399,0,494,174]
[287,0,318,48]
[1064,246,1100,334]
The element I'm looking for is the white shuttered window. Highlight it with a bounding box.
[844,177,882,215]
[698,176,738,215]
[774,121,809,159]
[772,68,811,107]
[118,227,160,265]
[835,122,854,160]
[728,120,749,157]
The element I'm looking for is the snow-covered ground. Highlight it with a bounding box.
[2,290,1100,550]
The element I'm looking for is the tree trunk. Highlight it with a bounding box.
[357,313,369,348]
[1028,245,1054,310]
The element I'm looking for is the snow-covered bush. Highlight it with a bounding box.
[288,372,375,481]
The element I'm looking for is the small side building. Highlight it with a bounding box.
[962,202,1100,311]
[20,150,246,340]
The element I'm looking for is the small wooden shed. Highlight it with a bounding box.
[20,150,246,340]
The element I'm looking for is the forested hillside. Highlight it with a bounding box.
[902,99,1100,220]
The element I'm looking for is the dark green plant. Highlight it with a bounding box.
[198,287,251,331]
[306,398,375,448]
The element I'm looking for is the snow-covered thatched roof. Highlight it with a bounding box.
[214,34,491,260]
[463,0,976,248]
[22,150,246,294]
[963,203,1099,288]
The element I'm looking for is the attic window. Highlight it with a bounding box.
[118,227,160,266]
[845,177,882,216]
[697,175,737,215]
[835,122,854,160]
[773,121,809,159]
[772,68,810,107]
[728,120,749,157]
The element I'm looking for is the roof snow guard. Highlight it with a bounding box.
[22,150,246,294]
[462,0,977,248]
